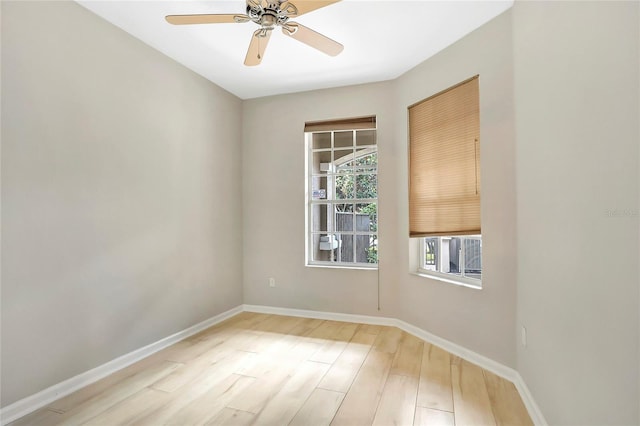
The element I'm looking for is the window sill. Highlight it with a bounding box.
[412,271,482,290]
[306,262,378,271]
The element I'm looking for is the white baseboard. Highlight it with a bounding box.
[398,319,547,425]
[396,319,518,382]
[243,304,392,326]
[512,372,548,426]
[2,303,546,426]
[244,304,514,378]
[0,305,243,426]
[243,304,547,425]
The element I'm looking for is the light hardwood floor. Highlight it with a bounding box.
[10,312,533,426]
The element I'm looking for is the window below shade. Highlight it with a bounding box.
[418,236,482,288]
[305,116,378,268]
[408,76,482,287]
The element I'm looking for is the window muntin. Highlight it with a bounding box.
[307,127,378,267]
[419,236,482,287]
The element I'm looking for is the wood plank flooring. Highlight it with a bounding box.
[10,312,533,426]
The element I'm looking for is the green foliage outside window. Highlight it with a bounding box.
[335,153,378,263]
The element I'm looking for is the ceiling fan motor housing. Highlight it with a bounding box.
[246,1,295,30]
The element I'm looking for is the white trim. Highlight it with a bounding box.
[244,304,510,377]
[0,305,243,426]
[2,303,546,426]
[305,262,378,271]
[243,304,391,325]
[396,319,515,381]
[243,304,547,425]
[512,372,548,426]
[412,271,482,290]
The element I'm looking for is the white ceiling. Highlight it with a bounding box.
[77,1,513,99]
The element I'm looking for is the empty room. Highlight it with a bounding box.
[1,1,639,425]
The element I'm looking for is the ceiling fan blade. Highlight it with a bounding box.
[245,29,272,66]
[165,14,250,25]
[282,23,343,56]
[283,1,341,17]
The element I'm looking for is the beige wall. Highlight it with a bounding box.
[1,1,243,406]
[3,1,640,424]
[513,2,639,424]
[244,8,640,423]
[242,10,517,367]
[391,10,517,368]
[242,82,398,316]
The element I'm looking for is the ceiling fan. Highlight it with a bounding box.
[165,0,344,66]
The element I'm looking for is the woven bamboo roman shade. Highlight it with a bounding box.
[408,76,480,237]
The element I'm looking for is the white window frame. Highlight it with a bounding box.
[417,236,482,288]
[305,128,378,269]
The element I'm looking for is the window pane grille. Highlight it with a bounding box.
[420,236,482,285]
[306,118,377,267]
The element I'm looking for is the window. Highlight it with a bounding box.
[408,76,481,287]
[419,236,482,286]
[305,117,377,268]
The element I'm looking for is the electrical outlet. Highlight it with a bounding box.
[269,278,276,288]
[521,326,527,347]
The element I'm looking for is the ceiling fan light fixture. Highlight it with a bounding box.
[260,12,278,29]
